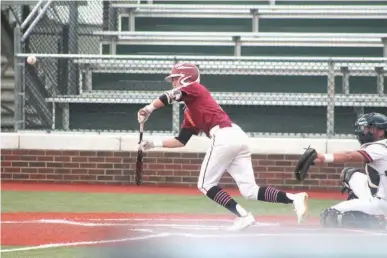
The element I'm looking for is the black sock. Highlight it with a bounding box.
[206,186,245,217]
[257,186,293,204]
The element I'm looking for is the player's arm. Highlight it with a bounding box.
[138,128,198,151]
[159,128,198,148]
[138,89,186,123]
[314,144,385,165]
[314,151,367,164]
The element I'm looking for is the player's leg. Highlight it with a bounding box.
[227,144,309,225]
[197,136,252,222]
[340,167,373,200]
[222,125,309,224]
[320,198,387,229]
[321,167,387,229]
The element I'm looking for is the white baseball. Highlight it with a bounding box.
[27,55,37,65]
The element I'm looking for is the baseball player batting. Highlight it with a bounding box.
[317,112,387,229]
[137,63,309,231]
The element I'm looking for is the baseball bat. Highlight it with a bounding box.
[135,123,144,185]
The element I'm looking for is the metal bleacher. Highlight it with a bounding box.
[113,3,387,26]
[99,3,387,56]
[113,3,387,17]
[95,31,387,56]
[22,1,387,136]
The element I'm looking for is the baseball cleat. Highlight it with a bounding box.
[226,212,256,231]
[293,192,309,224]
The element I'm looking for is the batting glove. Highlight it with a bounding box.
[138,139,163,151]
[138,140,155,151]
[137,109,150,124]
[137,104,156,124]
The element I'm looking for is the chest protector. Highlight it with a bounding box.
[361,139,387,196]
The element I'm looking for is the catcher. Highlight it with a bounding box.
[296,112,387,229]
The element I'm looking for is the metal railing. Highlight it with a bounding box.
[94,31,387,56]
[14,53,387,138]
[9,0,387,137]
[113,3,387,33]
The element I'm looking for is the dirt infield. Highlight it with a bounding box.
[2,212,387,257]
[1,212,318,246]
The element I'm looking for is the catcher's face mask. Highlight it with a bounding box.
[355,125,377,145]
[354,112,387,145]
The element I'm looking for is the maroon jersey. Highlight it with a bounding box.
[175,82,232,137]
[181,107,200,135]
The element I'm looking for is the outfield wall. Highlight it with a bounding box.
[0,132,363,191]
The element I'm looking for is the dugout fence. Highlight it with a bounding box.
[4,0,387,138]
[13,53,387,138]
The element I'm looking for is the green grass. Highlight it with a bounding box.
[1,246,92,258]
[1,190,340,217]
[1,245,152,258]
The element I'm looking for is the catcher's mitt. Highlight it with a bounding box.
[294,146,317,181]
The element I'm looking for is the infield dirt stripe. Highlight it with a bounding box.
[1,212,319,246]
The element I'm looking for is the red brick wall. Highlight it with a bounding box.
[1,149,363,191]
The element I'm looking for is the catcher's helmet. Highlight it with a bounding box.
[354,112,387,144]
[164,63,200,87]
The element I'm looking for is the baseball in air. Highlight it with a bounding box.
[27,55,37,65]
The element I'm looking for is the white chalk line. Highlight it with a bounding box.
[1,219,279,229]
[0,219,334,232]
[2,218,385,254]
[2,218,386,254]
[3,230,386,253]
[0,233,169,253]
[4,219,386,235]
[3,217,277,224]
[90,218,237,222]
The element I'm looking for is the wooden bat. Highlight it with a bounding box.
[135,123,144,186]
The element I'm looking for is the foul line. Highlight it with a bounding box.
[3,230,386,253]
[1,219,279,229]
[4,219,386,235]
[90,218,237,222]
[0,233,169,253]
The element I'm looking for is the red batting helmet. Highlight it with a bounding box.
[164,63,200,87]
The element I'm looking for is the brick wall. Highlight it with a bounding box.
[0,149,363,191]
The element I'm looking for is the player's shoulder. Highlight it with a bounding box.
[361,139,387,155]
[180,82,210,97]
[361,139,387,149]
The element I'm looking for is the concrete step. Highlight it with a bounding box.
[1,111,13,117]
[1,90,15,102]
[1,56,7,64]
[2,67,15,78]
[1,103,14,114]
[1,79,15,90]
[1,55,15,77]
[1,116,15,127]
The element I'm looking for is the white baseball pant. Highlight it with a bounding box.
[197,124,259,200]
[332,172,387,216]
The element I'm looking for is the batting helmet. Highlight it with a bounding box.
[164,63,200,87]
